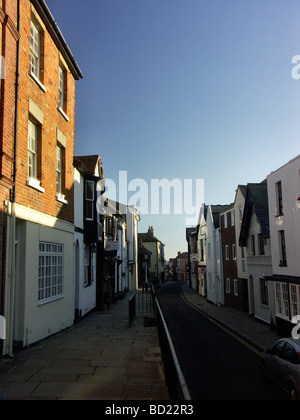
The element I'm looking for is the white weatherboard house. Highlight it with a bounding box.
[266,155,300,335]
[239,183,275,325]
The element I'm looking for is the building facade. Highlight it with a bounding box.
[220,204,240,310]
[206,205,228,306]
[239,183,274,325]
[3,0,82,355]
[138,226,165,284]
[74,155,104,320]
[197,204,208,297]
[233,185,249,312]
[266,155,300,335]
[0,0,20,353]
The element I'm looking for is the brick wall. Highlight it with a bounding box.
[221,212,240,309]
[0,0,20,319]
[16,0,77,224]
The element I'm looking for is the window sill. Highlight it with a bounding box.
[56,193,68,205]
[38,295,64,306]
[29,71,47,93]
[57,106,69,122]
[26,177,45,193]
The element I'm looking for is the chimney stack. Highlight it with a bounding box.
[148,226,154,236]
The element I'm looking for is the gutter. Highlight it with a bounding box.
[31,0,83,80]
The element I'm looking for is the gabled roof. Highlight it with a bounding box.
[177,252,189,259]
[186,227,196,241]
[74,155,103,178]
[138,232,163,244]
[210,205,230,229]
[239,182,270,247]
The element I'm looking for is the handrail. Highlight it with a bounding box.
[128,293,136,328]
[155,297,192,401]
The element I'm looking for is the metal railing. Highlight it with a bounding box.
[151,283,191,401]
[128,293,136,328]
[128,284,192,400]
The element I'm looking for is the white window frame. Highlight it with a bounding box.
[232,244,236,260]
[56,145,62,194]
[234,279,238,296]
[30,21,40,79]
[224,214,228,229]
[290,284,300,319]
[225,245,229,261]
[28,120,37,179]
[59,66,65,110]
[231,209,235,226]
[85,180,94,221]
[226,278,231,294]
[38,242,64,304]
[275,282,290,320]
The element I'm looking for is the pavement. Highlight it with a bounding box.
[0,291,169,400]
[0,283,283,400]
[181,283,280,353]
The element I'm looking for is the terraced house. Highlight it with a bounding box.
[3,0,82,356]
[0,0,20,352]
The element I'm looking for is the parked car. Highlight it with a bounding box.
[261,338,300,400]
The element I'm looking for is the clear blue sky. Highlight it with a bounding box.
[47,0,300,259]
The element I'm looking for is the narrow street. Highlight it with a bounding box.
[158,282,287,400]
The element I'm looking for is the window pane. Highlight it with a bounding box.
[30,21,40,78]
[86,181,94,200]
[28,120,37,178]
[38,242,64,303]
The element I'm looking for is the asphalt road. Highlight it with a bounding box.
[157,282,287,400]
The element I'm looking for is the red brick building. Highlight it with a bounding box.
[0,0,20,335]
[3,0,82,355]
[221,204,248,312]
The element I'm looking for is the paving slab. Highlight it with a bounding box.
[0,291,169,400]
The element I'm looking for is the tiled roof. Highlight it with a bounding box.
[74,155,102,177]
[239,182,270,246]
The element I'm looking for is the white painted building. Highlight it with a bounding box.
[74,156,104,320]
[197,204,208,297]
[205,205,228,306]
[4,203,75,353]
[103,201,139,294]
[267,155,300,335]
[239,183,275,325]
[126,206,140,291]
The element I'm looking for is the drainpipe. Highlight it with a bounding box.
[3,0,20,357]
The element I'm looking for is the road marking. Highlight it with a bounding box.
[180,288,263,358]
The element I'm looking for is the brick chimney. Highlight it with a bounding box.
[148,226,154,236]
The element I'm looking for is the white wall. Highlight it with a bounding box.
[234,187,247,279]
[206,207,224,306]
[12,204,75,347]
[268,155,300,277]
[74,168,96,318]
[246,209,274,324]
